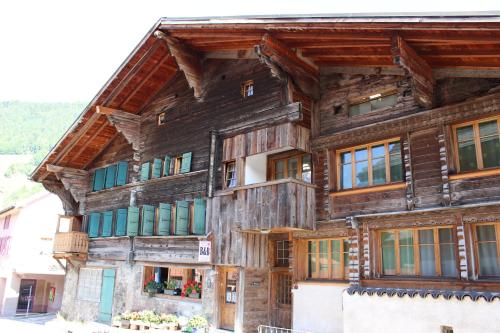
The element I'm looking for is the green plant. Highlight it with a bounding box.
[187,315,208,329]
[160,313,178,324]
[139,310,157,323]
[164,279,177,290]
[129,311,141,321]
[144,277,162,293]
[182,280,202,296]
[120,311,132,321]
[113,315,122,322]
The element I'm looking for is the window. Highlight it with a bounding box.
[379,227,458,277]
[337,138,403,190]
[453,116,500,172]
[224,162,237,188]
[241,80,254,98]
[307,238,349,280]
[174,156,183,174]
[270,153,312,183]
[158,112,167,126]
[92,161,128,191]
[143,266,203,298]
[275,240,290,267]
[77,268,102,302]
[348,92,398,117]
[473,223,500,277]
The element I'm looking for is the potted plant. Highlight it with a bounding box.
[144,277,162,297]
[119,311,132,329]
[129,311,142,330]
[187,315,208,333]
[182,280,202,299]
[149,313,163,329]
[163,279,178,296]
[160,313,179,330]
[139,310,156,329]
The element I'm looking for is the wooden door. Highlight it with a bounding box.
[219,267,238,331]
[271,272,292,328]
[98,269,116,323]
[17,279,36,312]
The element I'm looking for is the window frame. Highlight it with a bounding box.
[241,80,254,98]
[142,265,204,300]
[77,267,103,302]
[376,226,459,278]
[268,151,312,183]
[336,137,403,191]
[471,222,500,278]
[224,161,237,189]
[452,115,500,173]
[157,112,167,126]
[348,90,398,117]
[173,156,183,175]
[306,238,349,281]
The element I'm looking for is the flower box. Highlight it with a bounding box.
[188,292,201,299]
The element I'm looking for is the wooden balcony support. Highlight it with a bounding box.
[96,106,141,151]
[46,165,89,205]
[392,35,435,108]
[53,231,88,261]
[209,178,316,231]
[42,180,78,216]
[154,30,204,100]
[256,33,320,99]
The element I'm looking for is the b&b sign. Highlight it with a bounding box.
[198,240,211,262]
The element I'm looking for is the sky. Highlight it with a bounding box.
[0,0,499,103]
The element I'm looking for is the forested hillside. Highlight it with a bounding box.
[0,101,85,206]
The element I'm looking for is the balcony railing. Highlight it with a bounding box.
[211,178,316,231]
[53,231,88,259]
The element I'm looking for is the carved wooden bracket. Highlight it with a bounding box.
[154,30,204,100]
[256,33,320,100]
[46,164,89,205]
[42,180,78,216]
[392,35,435,109]
[96,106,140,151]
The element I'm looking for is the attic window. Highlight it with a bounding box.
[241,80,254,98]
[158,112,167,126]
[348,91,397,117]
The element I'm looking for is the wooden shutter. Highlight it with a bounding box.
[141,205,155,236]
[163,156,171,176]
[98,268,116,323]
[127,206,140,236]
[140,162,150,181]
[193,198,206,235]
[116,161,128,186]
[158,203,171,236]
[102,211,113,237]
[115,208,127,236]
[88,212,101,238]
[104,165,117,189]
[93,168,106,191]
[180,152,192,173]
[175,201,189,235]
[152,158,162,179]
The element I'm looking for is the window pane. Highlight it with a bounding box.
[354,147,368,187]
[308,241,317,278]
[457,125,478,171]
[440,242,457,278]
[288,157,299,179]
[381,232,396,275]
[389,141,403,182]
[275,160,285,180]
[331,240,341,278]
[399,230,415,275]
[476,225,500,276]
[355,148,368,161]
[302,155,312,183]
[479,120,500,168]
[370,94,397,110]
[340,152,352,190]
[418,229,436,276]
[319,240,329,278]
[372,145,386,185]
[343,239,349,280]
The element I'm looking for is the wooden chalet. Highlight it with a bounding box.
[32,12,500,333]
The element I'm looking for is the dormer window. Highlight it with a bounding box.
[158,112,167,126]
[348,91,398,117]
[241,80,254,98]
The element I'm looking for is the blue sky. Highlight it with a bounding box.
[0,0,499,102]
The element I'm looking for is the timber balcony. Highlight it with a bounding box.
[209,178,316,231]
[53,232,89,260]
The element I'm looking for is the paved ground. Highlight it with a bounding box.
[0,313,113,333]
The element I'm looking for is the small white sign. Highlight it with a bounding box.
[198,240,211,262]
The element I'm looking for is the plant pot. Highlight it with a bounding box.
[147,291,156,297]
[163,289,176,296]
[188,292,200,299]
[120,319,131,329]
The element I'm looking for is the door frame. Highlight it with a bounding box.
[217,266,240,331]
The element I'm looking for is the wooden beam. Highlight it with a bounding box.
[203,49,258,59]
[68,120,109,164]
[154,30,204,100]
[392,35,435,108]
[256,33,320,99]
[46,165,89,204]
[42,180,79,216]
[96,106,140,151]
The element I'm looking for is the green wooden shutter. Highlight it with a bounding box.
[140,162,150,181]
[152,158,162,179]
[93,168,106,191]
[127,206,140,236]
[98,268,115,323]
[141,205,155,236]
[88,212,101,238]
[175,201,189,235]
[104,165,117,189]
[163,156,171,177]
[102,211,113,237]
[193,198,206,235]
[116,161,128,186]
[180,152,192,173]
[115,208,127,236]
[158,203,172,236]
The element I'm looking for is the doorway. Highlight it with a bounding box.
[271,272,292,328]
[219,267,238,331]
[17,279,36,313]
